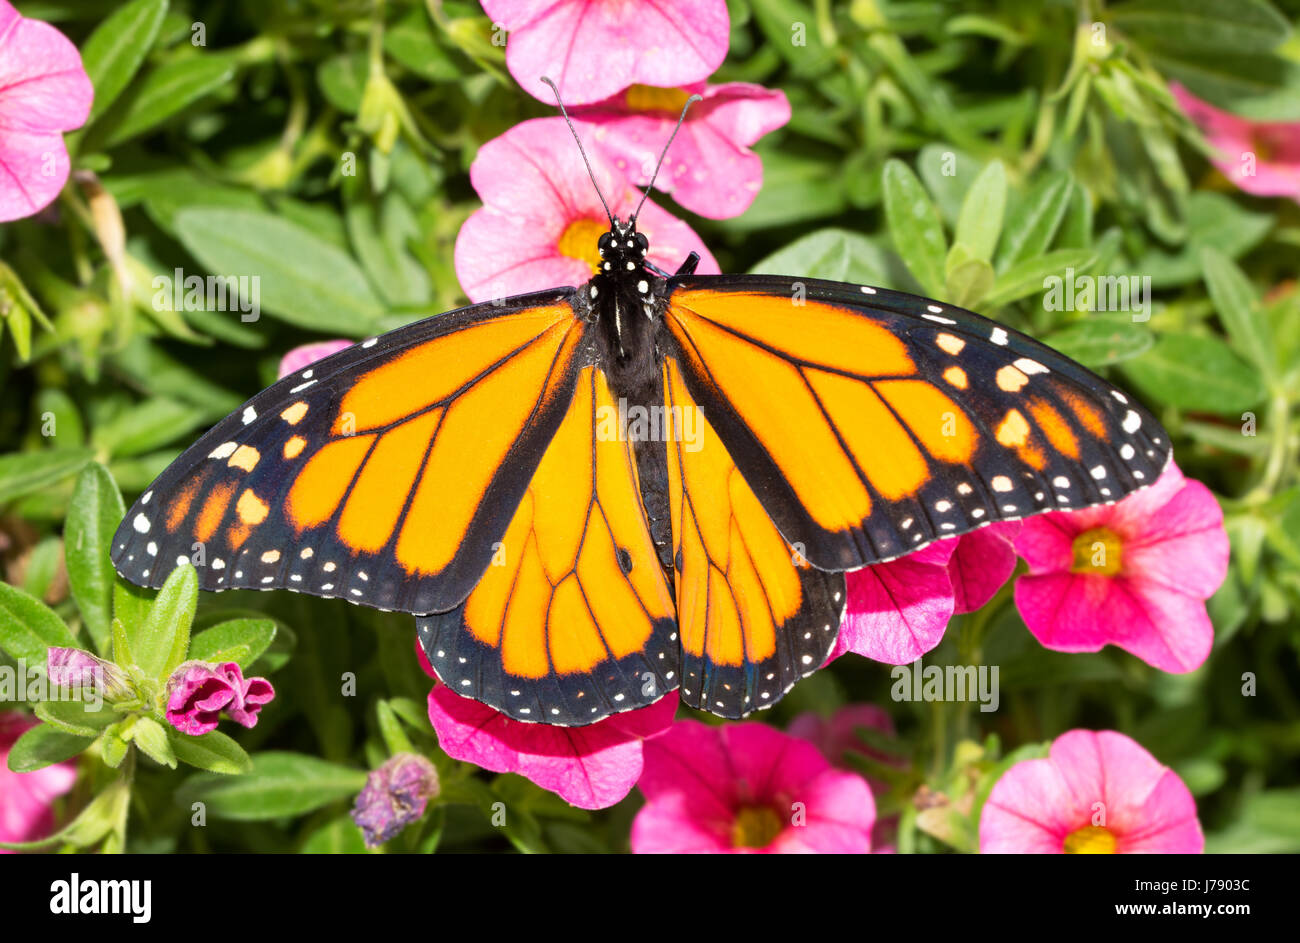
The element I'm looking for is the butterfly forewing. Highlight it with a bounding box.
[110,289,587,615]
[659,275,1170,572]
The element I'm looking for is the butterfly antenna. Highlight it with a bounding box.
[541,76,615,228]
[630,93,703,225]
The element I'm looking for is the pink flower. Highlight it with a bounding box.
[0,0,93,222]
[277,339,353,379]
[1013,461,1227,673]
[164,662,275,736]
[790,705,901,852]
[572,82,790,218]
[1171,83,1300,201]
[427,684,677,811]
[980,729,1203,853]
[418,637,676,810]
[948,521,1021,613]
[455,118,718,302]
[832,523,1022,666]
[833,541,956,665]
[631,720,876,854]
[1,712,77,852]
[351,753,439,848]
[46,647,129,699]
[482,0,730,107]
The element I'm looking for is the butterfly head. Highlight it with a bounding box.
[597,221,650,274]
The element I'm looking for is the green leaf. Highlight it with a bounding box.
[36,699,120,738]
[0,582,78,663]
[996,172,1074,270]
[80,0,170,122]
[945,257,995,309]
[750,228,908,286]
[954,161,1006,262]
[128,563,197,679]
[176,752,367,819]
[344,191,431,307]
[6,723,92,772]
[188,619,277,669]
[718,147,847,231]
[1148,50,1300,121]
[917,144,982,225]
[1137,192,1272,287]
[316,53,368,113]
[1200,248,1275,382]
[65,463,126,654]
[1043,320,1155,368]
[1123,333,1268,413]
[99,54,238,146]
[983,249,1097,308]
[90,398,208,458]
[174,208,386,333]
[169,729,253,774]
[1110,0,1289,54]
[882,159,947,296]
[376,700,414,756]
[0,448,94,505]
[129,716,177,769]
[301,815,372,853]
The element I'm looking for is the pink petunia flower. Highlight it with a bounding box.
[1171,83,1300,201]
[833,541,957,665]
[46,647,130,700]
[164,662,275,736]
[277,339,353,379]
[790,704,901,852]
[351,753,440,848]
[572,82,790,219]
[1013,461,1227,673]
[0,711,77,852]
[632,720,876,854]
[455,117,718,303]
[482,0,730,107]
[980,729,1203,853]
[948,521,1021,614]
[0,0,93,222]
[418,640,676,810]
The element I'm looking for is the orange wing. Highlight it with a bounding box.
[112,293,587,615]
[663,358,844,719]
[662,279,1170,571]
[417,367,678,725]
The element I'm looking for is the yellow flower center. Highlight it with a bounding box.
[731,805,784,849]
[1071,527,1123,576]
[556,217,607,273]
[1063,825,1118,854]
[625,84,693,114]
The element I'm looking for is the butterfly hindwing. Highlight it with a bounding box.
[110,289,587,615]
[663,358,845,719]
[660,275,1170,571]
[417,366,679,725]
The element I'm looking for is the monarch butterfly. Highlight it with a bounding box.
[110,86,1169,727]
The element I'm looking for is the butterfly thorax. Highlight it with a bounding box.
[588,220,662,394]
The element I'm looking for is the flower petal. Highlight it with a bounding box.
[833,542,956,664]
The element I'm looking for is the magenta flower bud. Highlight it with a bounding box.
[46,647,129,699]
[351,753,440,848]
[164,662,275,736]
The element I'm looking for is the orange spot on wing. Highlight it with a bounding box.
[995,409,1031,448]
[236,488,269,526]
[1028,397,1080,459]
[165,476,203,532]
[280,402,308,425]
[228,445,259,472]
[283,436,306,459]
[194,482,235,543]
[996,365,1029,392]
[942,365,968,389]
[1062,390,1108,439]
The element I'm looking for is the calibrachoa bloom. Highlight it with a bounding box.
[277,339,352,379]
[573,82,791,218]
[46,647,129,698]
[0,0,93,222]
[482,0,730,107]
[1014,461,1227,673]
[980,729,1203,853]
[419,640,676,809]
[351,753,440,848]
[455,118,718,303]
[164,661,275,736]
[1171,83,1300,202]
[1,711,76,852]
[832,524,1021,666]
[632,720,876,853]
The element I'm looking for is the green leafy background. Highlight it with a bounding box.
[1,0,1298,853]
